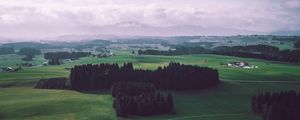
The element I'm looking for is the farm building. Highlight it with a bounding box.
[223,61,258,69]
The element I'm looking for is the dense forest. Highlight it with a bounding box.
[112,82,174,117]
[44,52,90,65]
[70,62,220,90]
[0,47,15,55]
[251,91,300,120]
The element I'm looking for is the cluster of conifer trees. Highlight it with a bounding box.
[112,82,174,117]
[44,52,90,65]
[70,62,220,90]
[251,91,300,120]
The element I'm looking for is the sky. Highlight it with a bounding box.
[0,0,300,39]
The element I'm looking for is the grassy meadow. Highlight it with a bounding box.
[0,52,300,120]
[1,53,299,82]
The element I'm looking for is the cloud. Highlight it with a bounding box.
[0,0,299,39]
[284,0,300,8]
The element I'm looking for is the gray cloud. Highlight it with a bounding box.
[0,0,299,39]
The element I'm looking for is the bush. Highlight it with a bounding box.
[34,77,69,89]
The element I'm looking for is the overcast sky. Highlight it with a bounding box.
[0,0,300,39]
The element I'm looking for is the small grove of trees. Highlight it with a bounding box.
[44,52,90,65]
[251,91,300,120]
[0,47,15,55]
[294,40,300,48]
[70,62,220,90]
[18,48,41,61]
[112,82,174,117]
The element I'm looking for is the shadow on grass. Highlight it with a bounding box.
[32,85,112,95]
[76,89,111,95]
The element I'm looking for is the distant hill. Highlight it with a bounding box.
[1,42,56,49]
[0,39,113,50]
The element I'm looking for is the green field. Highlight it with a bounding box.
[1,53,300,120]
[2,53,299,82]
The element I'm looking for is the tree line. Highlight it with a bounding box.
[138,44,300,63]
[18,48,41,56]
[112,82,174,117]
[44,51,91,60]
[214,45,279,58]
[0,47,15,55]
[34,77,69,89]
[213,45,300,62]
[44,52,90,65]
[18,48,41,61]
[251,91,300,120]
[0,47,41,61]
[70,62,220,90]
[138,46,211,56]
